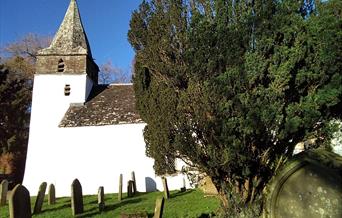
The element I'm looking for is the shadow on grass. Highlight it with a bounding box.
[104,198,142,212]
[170,189,194,199]
[40,203,71,214]
[76,207,99,218]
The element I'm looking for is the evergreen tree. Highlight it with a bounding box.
[0,65,31,154]
[128,0,341,215]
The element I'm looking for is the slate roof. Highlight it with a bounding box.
[59,84,143,127]
[38,0,92,57]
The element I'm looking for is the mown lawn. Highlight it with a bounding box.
[0,189,219,217]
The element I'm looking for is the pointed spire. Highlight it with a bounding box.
[39,0,92,57]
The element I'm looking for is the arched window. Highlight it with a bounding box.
[58,59,65,72]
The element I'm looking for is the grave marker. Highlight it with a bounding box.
[118,174,123,201]
[9,184,31,218]
[131,171,137,194]
[161,177,170,199]
[0,179,8,206]
[127,180,134,197]
[98,186,105,212]
[48,184,56,205]
[264,150,342,218]
[153,197,165,218]
[33,182,47,214]
[71,179,84,216]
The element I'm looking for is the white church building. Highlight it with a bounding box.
[24,0,190,197]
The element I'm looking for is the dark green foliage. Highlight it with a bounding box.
[0,64,31,154]
[128,0,342,215]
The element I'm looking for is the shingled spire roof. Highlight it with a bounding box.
[38,0,92,56]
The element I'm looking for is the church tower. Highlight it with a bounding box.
[24,0,99,195]
[36,0,98,105]
[31,0,98,127]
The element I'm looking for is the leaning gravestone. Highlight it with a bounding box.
[33,182,47,214]
[48,184,56,205]
[98,186,105,212]
[71,179,84,216]
[0,179,8,206]
[153,197,165,218]
[161,177,170,199]
[264,150,342,218]
[9,184,32,218]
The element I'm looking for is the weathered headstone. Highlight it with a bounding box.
[98,186,105,212]
[33,182,47,214]
[131,171,137,194]
[127,180,134,197]
[9,184,32,218]
[71,179,84,216]
[48,184,56,205]
[161,177,170,199]
[264,150,342,218]
[118,174,123,201]
[153,197,165,218]
[0,179,8,206]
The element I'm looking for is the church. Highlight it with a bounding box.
[23,0,190,197]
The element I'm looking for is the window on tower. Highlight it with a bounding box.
[64,84,71,96]
[58,59,65,72]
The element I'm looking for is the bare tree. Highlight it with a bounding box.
[99,60,132,84]
[1,33,52,77]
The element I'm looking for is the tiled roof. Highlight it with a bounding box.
[59,84,143,127]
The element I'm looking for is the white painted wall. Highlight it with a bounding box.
[29,74,91,130]
[24,75,191,197]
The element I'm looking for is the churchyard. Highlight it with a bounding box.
[0,149,341,218]
[0,177,220,218]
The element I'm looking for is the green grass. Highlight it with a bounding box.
[0,189,219,217]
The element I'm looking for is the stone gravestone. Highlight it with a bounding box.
[0,179,8,206]
[264,150,342,218]
[127,180,134,197]
[161,177,170,199]
[9,184,32,218]
[71,179,84,216]
[131,171,137,194]
[153,197,165,218]
[48,184,56,205]
[98,186,105,212]
[33,182,47,214]
[118,174,123,201]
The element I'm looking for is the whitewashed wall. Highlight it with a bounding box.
[24,75,191,197]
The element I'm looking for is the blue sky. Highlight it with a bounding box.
[0,0,142,71]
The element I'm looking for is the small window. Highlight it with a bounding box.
[64,84,71,96]
[58,59,65,72]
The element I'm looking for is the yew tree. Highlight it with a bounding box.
[128,0,341,215]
